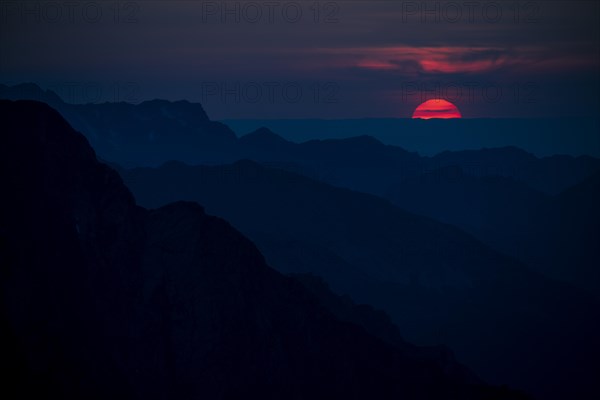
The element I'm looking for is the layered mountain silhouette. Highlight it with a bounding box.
[385,166,600,299]
[429,147,600,195]
[523,171,600,296]
[223,117,600,159]
[2,84,599,399]
[238,130,600,195]
[117,158,600,400]
[0,83,237,166]
[2,84,598,197]
[291,272,478,383]
[1,100,534,399]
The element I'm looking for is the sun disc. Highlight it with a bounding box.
[412,99,462,119]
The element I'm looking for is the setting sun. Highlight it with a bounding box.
[412,99,462,119]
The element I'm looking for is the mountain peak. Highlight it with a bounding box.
[240,127,290,145]
[7,82,44,92]
[138,98,209,120]
[0,83,64,105]
[0,99,92,151]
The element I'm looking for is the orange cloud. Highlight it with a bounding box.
[354,46,509,74]
[312,45,595,75]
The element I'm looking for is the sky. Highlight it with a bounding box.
[1,0,599,119]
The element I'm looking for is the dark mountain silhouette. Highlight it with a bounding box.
[117,158,600,400]
[387,165,547,233]
[527,171,600,297]
[291,273,478,384]
[239,129,600,196]
[385,166,600,299]
[223,117,600,159]
[2,84,598,196]
[239,130,424,195]
[0,83,237,166]
[0,82,64,104]
[429,147,600,195]
[385,166,548,263]
[1,100,532,399]
[239,126,292,146]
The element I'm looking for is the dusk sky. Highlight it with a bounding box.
[1,0,599,118]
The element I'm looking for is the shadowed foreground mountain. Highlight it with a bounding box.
[117,159,600,400]
[0,100,529,399]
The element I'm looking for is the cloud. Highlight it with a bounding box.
[309,45,598,78]
[311,46,510,75]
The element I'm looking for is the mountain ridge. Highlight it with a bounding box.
[117,154,600,400]
[1,99,531,399]
[2,83,598,196]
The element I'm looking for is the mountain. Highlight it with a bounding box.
[429,146,600,195]
[117,158,600,400]
[239,129,600,196]
[385,166,600,299]
[529,171,600,296]
[386,165,546,233]
[1,100,531,399]
[385,166,548,264]
[0,82,64,105]
[222,117,600,159]
[0,83,238,166]
[2,84,598,196]
[291,273,479,384]
[239,126,293,146]
[239,131,423,195]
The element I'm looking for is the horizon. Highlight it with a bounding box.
[3,81,599,158]
[6,80,600,120]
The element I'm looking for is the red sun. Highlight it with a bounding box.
[412,99,462,119]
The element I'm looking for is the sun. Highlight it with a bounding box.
[412,99,462,119]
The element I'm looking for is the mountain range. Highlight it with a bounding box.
[222,117,600,158]
[386,166,600,299]
[2,83,599,197]
[0,99,531,399]
[2,84,599,399]
[117,158,600,400]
